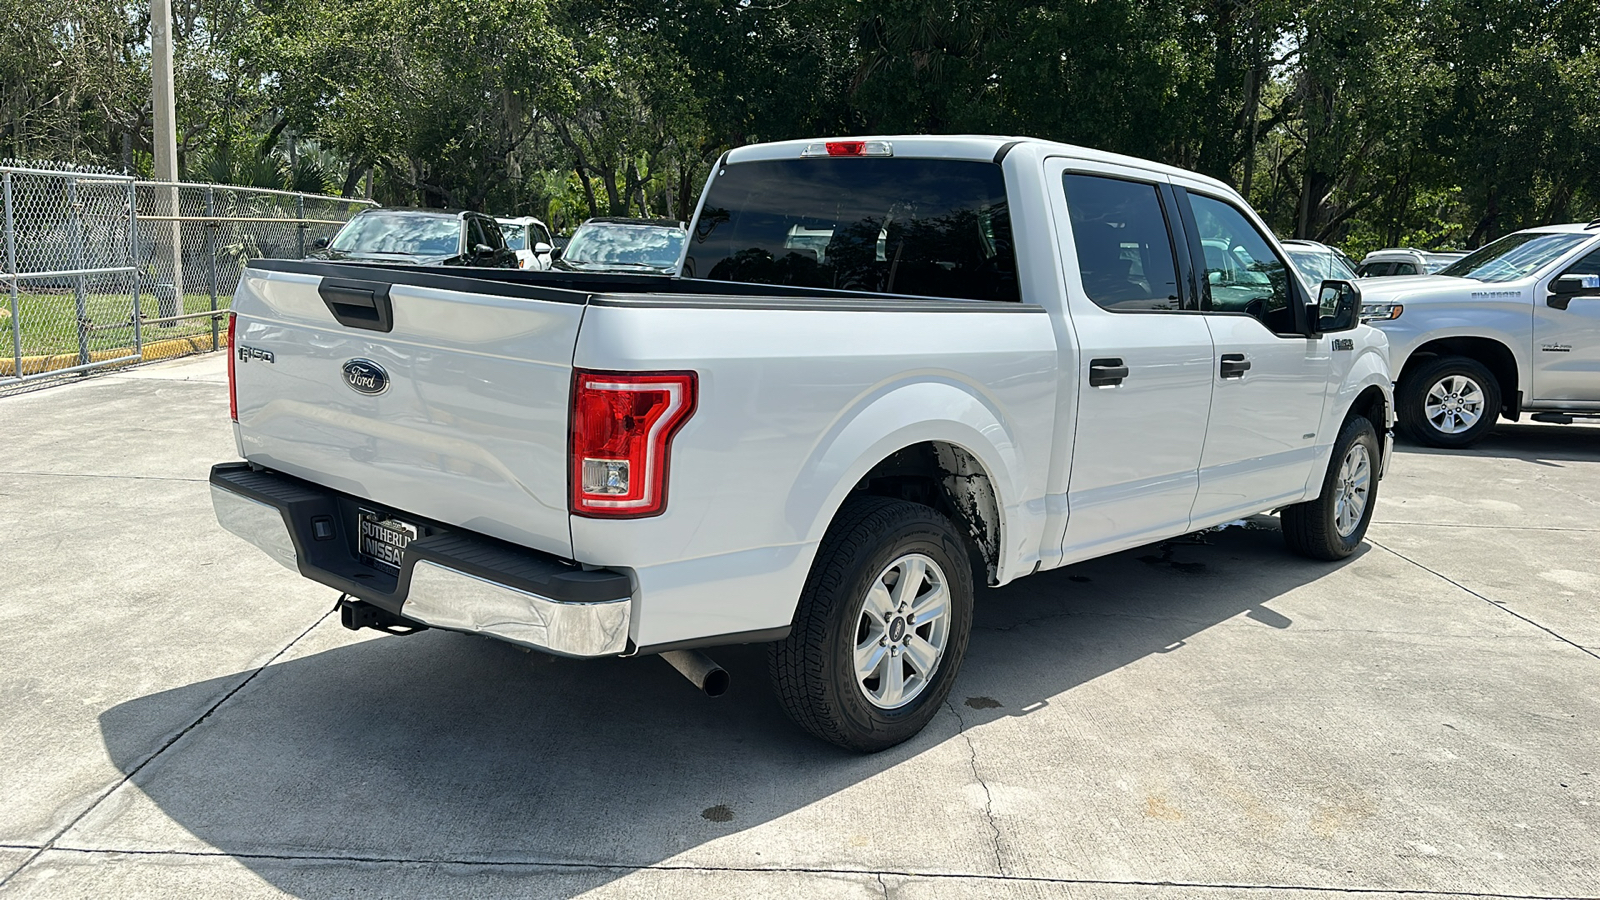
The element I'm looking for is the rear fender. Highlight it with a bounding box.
[788,379,1033,586]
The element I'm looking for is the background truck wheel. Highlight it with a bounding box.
[1397,356,1500,448]
[769,496,974,753]
[1282,415,1381,561]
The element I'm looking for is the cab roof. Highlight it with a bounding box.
[724,135,1235,195]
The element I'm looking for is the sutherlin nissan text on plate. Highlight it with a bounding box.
[211,136,1394,751]
[1356,220,1600,447]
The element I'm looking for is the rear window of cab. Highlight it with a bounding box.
[684,158,1019,303]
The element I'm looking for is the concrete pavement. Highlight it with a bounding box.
[0,353,1595,899]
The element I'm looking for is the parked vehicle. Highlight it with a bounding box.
[496,216,555,270]
[1356,247,1466,277]
[1358,222,1600,447]
[213,135,1393,752]
[551,217,686,274]
[1283,239,1359,284]
[311,208,518,269]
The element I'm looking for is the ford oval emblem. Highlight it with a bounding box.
[341,359,389,395]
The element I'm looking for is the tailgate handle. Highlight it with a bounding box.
[319,278,394,333]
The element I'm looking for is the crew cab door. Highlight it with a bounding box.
[1532,244,1600,402]
[1046,160,1215,561]
[1171,185,1334,521]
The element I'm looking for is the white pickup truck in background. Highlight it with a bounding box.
[1358,222,1600,447]
[211,135,1392,751]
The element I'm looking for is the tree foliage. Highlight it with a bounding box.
[3,0,1596,248]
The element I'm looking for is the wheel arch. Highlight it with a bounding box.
[1348,384,1390,467]
[789,381,1031,589]
[847,441,1004,588]
[1399,336,1519,415]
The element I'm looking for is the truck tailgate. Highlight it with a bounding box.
[231,262,585,559]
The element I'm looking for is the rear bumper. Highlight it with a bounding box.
[209,463,633,658]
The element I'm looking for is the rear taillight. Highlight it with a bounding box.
[570,369,697,518]
[226,313,238,422]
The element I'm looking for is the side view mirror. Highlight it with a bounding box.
[1548,273,1600,310]
[533,242,553,255]
[472,243,494,256]
[1310,279,1361,336]
[548,246,563,261]
[311,237,330,251]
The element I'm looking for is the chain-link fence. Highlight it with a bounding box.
[2,163,375,392]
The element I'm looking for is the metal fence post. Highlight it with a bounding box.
[206,185,219,348]
[5,173,20,377]
[128,180,142,357]
[296,193,306,258]
[67,176,90,368]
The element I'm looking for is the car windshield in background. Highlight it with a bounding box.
[564,223,685,268]
[330,213,460,256]
[685,158,1019,302]
[500,223,528,250]
[1438,232,1591,283]
[1287,248,1358,283]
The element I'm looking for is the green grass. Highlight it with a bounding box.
[2,290,228,360]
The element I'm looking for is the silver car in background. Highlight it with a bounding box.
[552,217,687,275]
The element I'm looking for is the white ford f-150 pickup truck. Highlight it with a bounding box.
[212,135,1393,751]
[1357,221,1600,447]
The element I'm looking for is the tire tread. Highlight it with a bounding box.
[768,496,966,751]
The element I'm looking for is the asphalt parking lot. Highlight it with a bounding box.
[0,353,1596,899]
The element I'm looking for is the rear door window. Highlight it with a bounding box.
[1061,173,1183,311]
[685,158,1018,302]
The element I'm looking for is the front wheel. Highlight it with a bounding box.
[1397,356,1500,448]
[1282,416,1381,560]
[769,497,974,752]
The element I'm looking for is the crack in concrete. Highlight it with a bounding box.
[18,845,1600,899]
[874,870,890,899]
[1372,520,1600,533]
[0,609,335,891]
[1369,539,1600,662]
[944,699,1006,877]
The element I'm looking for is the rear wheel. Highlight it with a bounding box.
[1283,415,1380,560]
[769,497,973,752]
[1397,356,1500,448]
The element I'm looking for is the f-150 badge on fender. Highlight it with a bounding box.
[342,359,389,395]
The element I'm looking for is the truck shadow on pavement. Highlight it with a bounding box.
[1399,422,1600,464]
[97,517,1360,898]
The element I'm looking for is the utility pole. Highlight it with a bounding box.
[151,0,183,327]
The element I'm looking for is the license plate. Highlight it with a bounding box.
[357,509,419,571]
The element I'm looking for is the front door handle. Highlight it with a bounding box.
[1089,357,1129,387]
[1220,353,1251,379]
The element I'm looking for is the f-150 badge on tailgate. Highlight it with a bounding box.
[342,359,389,395]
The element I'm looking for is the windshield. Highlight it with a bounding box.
[500,223,528,250]
[330,212,460,256]
[564,223,686,268]
[1438,232,1591,283]
[1286,247,1358,283]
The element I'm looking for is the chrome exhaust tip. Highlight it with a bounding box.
[659,649,729,697]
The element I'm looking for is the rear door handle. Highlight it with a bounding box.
[1220,353,1251,379]
[1089,357,1129,387]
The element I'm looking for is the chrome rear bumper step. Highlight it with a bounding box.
[210,463,633,657]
